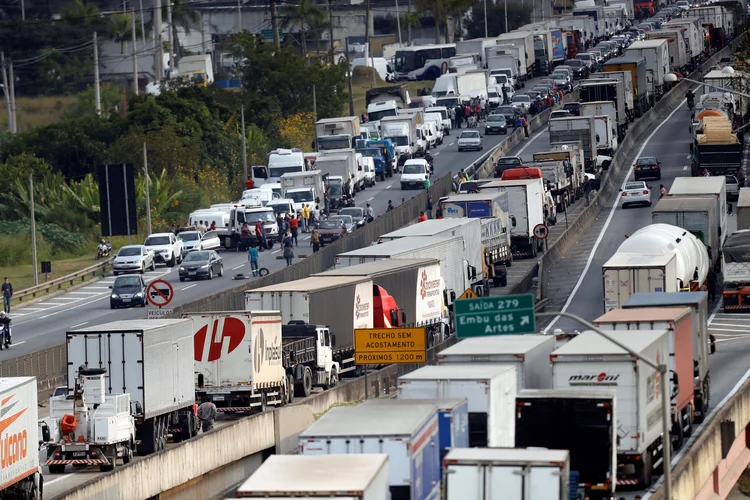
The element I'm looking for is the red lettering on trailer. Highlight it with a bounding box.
[194,317,246,362]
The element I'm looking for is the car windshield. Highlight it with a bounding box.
[327,183,342,197]
[494,74,508,84]
[245,211,276,223]
[267,203,291,215]
[460,131,480,138]
[403,163,426,174]
[358,149,381,158]
[727,176,738,184]
[114,276,141,287]
[144,236,170,246]
[331,215,352,225]
[552,72,568,78]
[286,191,314,203]
[512,96,530,103]
[118,247,142,256]
[368,108,397,122]
[497,158,521,166]
[318,221,341,229]
[497,106,516,115]
[625,183,644,190]
[488,91,499,98]
[339,208,363,219]
[487,115,505,123]
[636,157,657,165]
[567,59,584,67]
[180,232,200,241]
[577,54,592,61]
[184,252,210,262]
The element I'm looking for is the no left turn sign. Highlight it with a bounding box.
[146,279,174,307]
[533,224,549,241]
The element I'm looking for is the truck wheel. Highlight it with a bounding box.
[100,451,116,472]
[295,367,313,398]
[323,368,338,390]
[638,451,653,488]
[286,375,295,404]
[48,464,65,474]
[683,407,694,438]
[123,445,133,464]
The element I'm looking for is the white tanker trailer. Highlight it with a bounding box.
[602,223,709,311]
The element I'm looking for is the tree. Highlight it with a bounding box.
[280,0,326,56]
[401,12,421,45]
[65,83,124,120]
[416,0,449,43]
[465,0,532,38]
[108,12,144,54]
[163,0,200,61]
[0,152,50,187]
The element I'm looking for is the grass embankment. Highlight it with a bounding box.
[349,67,432,116]
[0,96,76,131]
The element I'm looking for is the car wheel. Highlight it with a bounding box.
[150,261,155,271]
[208,268,213,280]
[140,264,145,274]
[218,265,224,277]
[167,254,176,267]
[179,277,185,282]
[110,303,116,309]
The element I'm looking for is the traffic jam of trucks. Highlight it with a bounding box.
[6,2,750,499]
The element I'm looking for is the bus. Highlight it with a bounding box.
[393,44,457,81]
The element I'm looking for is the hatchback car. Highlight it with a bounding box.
[178,250,224,281]
[339,207,367,227]
[620,181,652,208]
[485,114,508,135]
[317,219,347,244]
[634,156,661,180]
[112,245,155,275]
[457,130,483,152]
[329,214,355,233]
[109,275,147,309]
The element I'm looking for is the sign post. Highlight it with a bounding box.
[533,223,549,252]
[454,293,536,338]
[354,327,427,365]
[146,279,174,319]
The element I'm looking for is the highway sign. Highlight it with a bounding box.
[146,279,174,307]
[533,224,549,240]
[354,327,427,365]
[459,288,478,300]
[147,308,173,319]
[455,293,536,338]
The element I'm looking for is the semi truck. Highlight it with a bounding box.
[496,32,535,76]
[245,276,377,380]
[280,170,326,211]
[397,364,517,448]
[0,377,44,498]
[625,39,670,102]
[482,179,546,257]
[551,329,670,489]
[436,335,555,389]
[623,292,713,424]
[603,55,650,117]
[66,319,198,455]
[532,148,587,200]
[381,114,422,158]
[721,230,750,311]
[315,154,356,208]
[516,389,617,500]
[443,448,570,500]
[669,176,728,247]
[601,224,710,311]
[548,116,598,171]
[651,196,720,269]
[235,454,390,499]
[365,85,410,128]
[648,29,690,74]
[315,116,361,151]
[502,163,571,213]
[594,307,697,449]
[318,149,366,193]
[663,19,705,69]
[432,73,487,100]
[578,79,628,140]
[690,115,742,178]
[299,404,441,500]
[315,259,451,347]
[488,45,529,84]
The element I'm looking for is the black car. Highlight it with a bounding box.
[493,105,521,124]
[634,156,662,180]
[494,156,523,177]
[178,250,224,281]
[565,59,589,79]
[485,114,508,135]
[109,275,147,309]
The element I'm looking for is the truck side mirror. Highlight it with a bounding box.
[41,422,50,443]
[331,333,337,347]
[390,310,398,326]
[197,373,205,388]
[401,311,407,324]
[511,215,517,228]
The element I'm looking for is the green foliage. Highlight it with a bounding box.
[0,221,86,267]
[280,0,328,56]
[0,152,50,187]
[64,83,124,120]
[465,1,532,38]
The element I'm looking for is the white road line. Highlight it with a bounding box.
[543,99,686,334]
[84,286,110,289]
[449,142,455,146]
[70,322,88,329]
[46,297,79,301]
[12,340,25,346]
[32,294,110,321]
[385,185,392,189]
[17,308,44,312]
[516,129,546,155]
[37,302,69,306]
[272,249,281,254]
[10,313,26,316]
[433,152,440,156]
[683,166,688,170]
[232,264,245,270]
[686,154,691,159]
[67,291,101,295]
[44,473,78,486]
[181,284,197,290]
[367,197,374,202]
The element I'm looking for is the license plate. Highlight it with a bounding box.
[72,452,87,457]
[212,395,225,401]
[188,272,197,276]
[122,298,131,303]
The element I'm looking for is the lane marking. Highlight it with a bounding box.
[180,284,197,291]
[9,313,26,316]
[272,249,281,254]
[543,99,686,334]
[683,166,688,171]
[385,185,392,189]
[232,264,245,270]
[516,129,546,156]
[70,322,88,329]
[45,472,79,485]
[434,151,440,156]
[67,291,101,295]
[84,287,110,290]
[12,340,25,346]
[367,197,374,202]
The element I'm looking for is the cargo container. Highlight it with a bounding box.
[488,45,528,82]
[516,389,617,499]
[532,148,586,200]
[548,116,598,171]
[625,39,670,101]
[623,292,712,423]
[551,329,669,489]
[334,236,466,308]
[558,16,596,45]
[66,319,197,455]
[436,335,554,389]
[496,31,535,75]
[397,364,516,447]
[299,404,441,500]
[651,196,719,269]
[443,448,570,500]
[722,230,750,311]
[0,377,43,499]
[573,5,606,38]
[589,71,635,122]
[669,176,728,246]
[738,188,750,230]
[314,259,450,346]
[594,307,696,448]
[648,29,689,74]
[235,454,390,499]
[481,179,546,256]
[361,398,469,465]
[603,55,650,117]
[578,81,628,140]
[245,276,374,379]
[663,19,704,69]
[602,224,710,311]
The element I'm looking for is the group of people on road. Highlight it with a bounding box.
[451,98,490,129]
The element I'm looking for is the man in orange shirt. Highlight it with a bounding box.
[245,176,254,190]
[418,212,427,222]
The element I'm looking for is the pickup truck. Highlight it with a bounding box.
[494,156,523,177]
[144,232,184,267]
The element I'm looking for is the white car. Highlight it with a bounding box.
[179,230,221,252]
[676,0,690,10]
[112,245,155,275]
[620,181,652,208]
[457,130,483,152]
[400,159,430,190]
[144,232,184,267]
[511,95,531,113]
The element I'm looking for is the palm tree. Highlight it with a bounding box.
[163,0,201,62]
[416,0,470,43]
[62,0,100,25]
[109,12,143,55]
[401,12,421,45]
[279,0,326,57]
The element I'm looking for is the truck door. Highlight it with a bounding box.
[528,466,563,499]
[646,267,667,292]
[445,464,482,499]
[486,465,523,498]
[318,328,333,372]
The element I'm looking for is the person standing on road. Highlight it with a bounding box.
[289,214,299,246]
[283,232,295,266]
[426,194,433,218]
[248,245,260,277]
[449,106,456,129]
[302,204,311,232]
[1,278,11,314]
[522,115,529,138]
[707,268,718,302]
[197,400,217,433]
[366,203,375,222]
[311,229,321,252]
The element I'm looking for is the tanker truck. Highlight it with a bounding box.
[602,223,709,312]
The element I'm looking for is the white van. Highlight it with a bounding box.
[359,156,377,187]
[242,188,280,206]
[424,112,445,144]
[350,57,392,81]
[188,210,231,230]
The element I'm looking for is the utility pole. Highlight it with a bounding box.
[237,0,242,32]
[1,52,12,133]
[94,33,101,117]
[139,0,147,47]
[167,0,174,74]
[132,10,139,95]
[270,0,280,49]
[143,141,152,235]
[153,0,163,80]
[345,39,354,116]
[20,0,25,20]
[327,0,334,62]
[241,105,248,181]
[29,175,38,286]
[395,0,402,44]
[365,0,371,75]
[504,0,508,34]
[8,59,16,134]
[312,84,318,150]
[484,0,488,37]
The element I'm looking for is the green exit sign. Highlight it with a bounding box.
[455,294,536,338]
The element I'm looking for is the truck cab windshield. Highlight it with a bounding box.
[269,166,303,178]
[245,211,276,223]
[327,184,342,197]
[368,108,397,122]
[317,136,352,150]
[394,51,417,72]
[388,136,409,146]
[437,97,460,108]
[287,190,314,203]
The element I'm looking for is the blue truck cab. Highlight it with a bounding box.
[366,139,397,175]
[357,147,388,181]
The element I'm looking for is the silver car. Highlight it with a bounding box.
[178,250,224,281]
[112,245,155,275]
[329,215,355,233]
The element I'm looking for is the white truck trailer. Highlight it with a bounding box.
[482,179,546,257]
[0,377,43,498]
[496,31,535,76]
[652,196,721,269]
[548,116,598,172]
[444,448,570,500]
[551,329,670,489]
[397,364,517,448]
[625,39,670,101]
[436,335,554,390]
[65,319,198,455]
[315,116,361,151]
[669,176,728,246]
[280,170,326,211]
[235,454,390,499]
[648,29,689,74]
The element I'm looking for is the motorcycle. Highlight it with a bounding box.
[687,93,695,110]
[0,321,11,350]
[96,242,112,260]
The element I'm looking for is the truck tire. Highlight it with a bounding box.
[683,406,694,438]
[323,368,338,390]
[123,444,133,464]
[295,367,312,398]
[287,375,295,404]
[637,451,653,488]
[100,450,116,472]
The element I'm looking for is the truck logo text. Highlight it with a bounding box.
[254,328,282,373]
[569,373,620,385]
[420,270,441,301]
[194,317,245,363]
[0,394,28,470]
[355,294,370,320]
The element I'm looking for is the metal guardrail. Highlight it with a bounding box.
[14,258,113,303]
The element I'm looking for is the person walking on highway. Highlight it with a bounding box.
[289,214,299,246]
[522,115,529,138]
[311,229,321,252]
[707,268,718,302]
[426,194,434,218]
[2,278,12,314]
[659,184,668,198]
[449,106,456,129]
[366,203,375,222]
[197,400,217,433]
[302,204,311,232]
[248,245,260,277]
[283,232,295,266]
[424,175,431,190]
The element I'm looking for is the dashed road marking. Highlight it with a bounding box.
[180,284,197,291]
[70,322,88,329]
[232,264,245,270]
